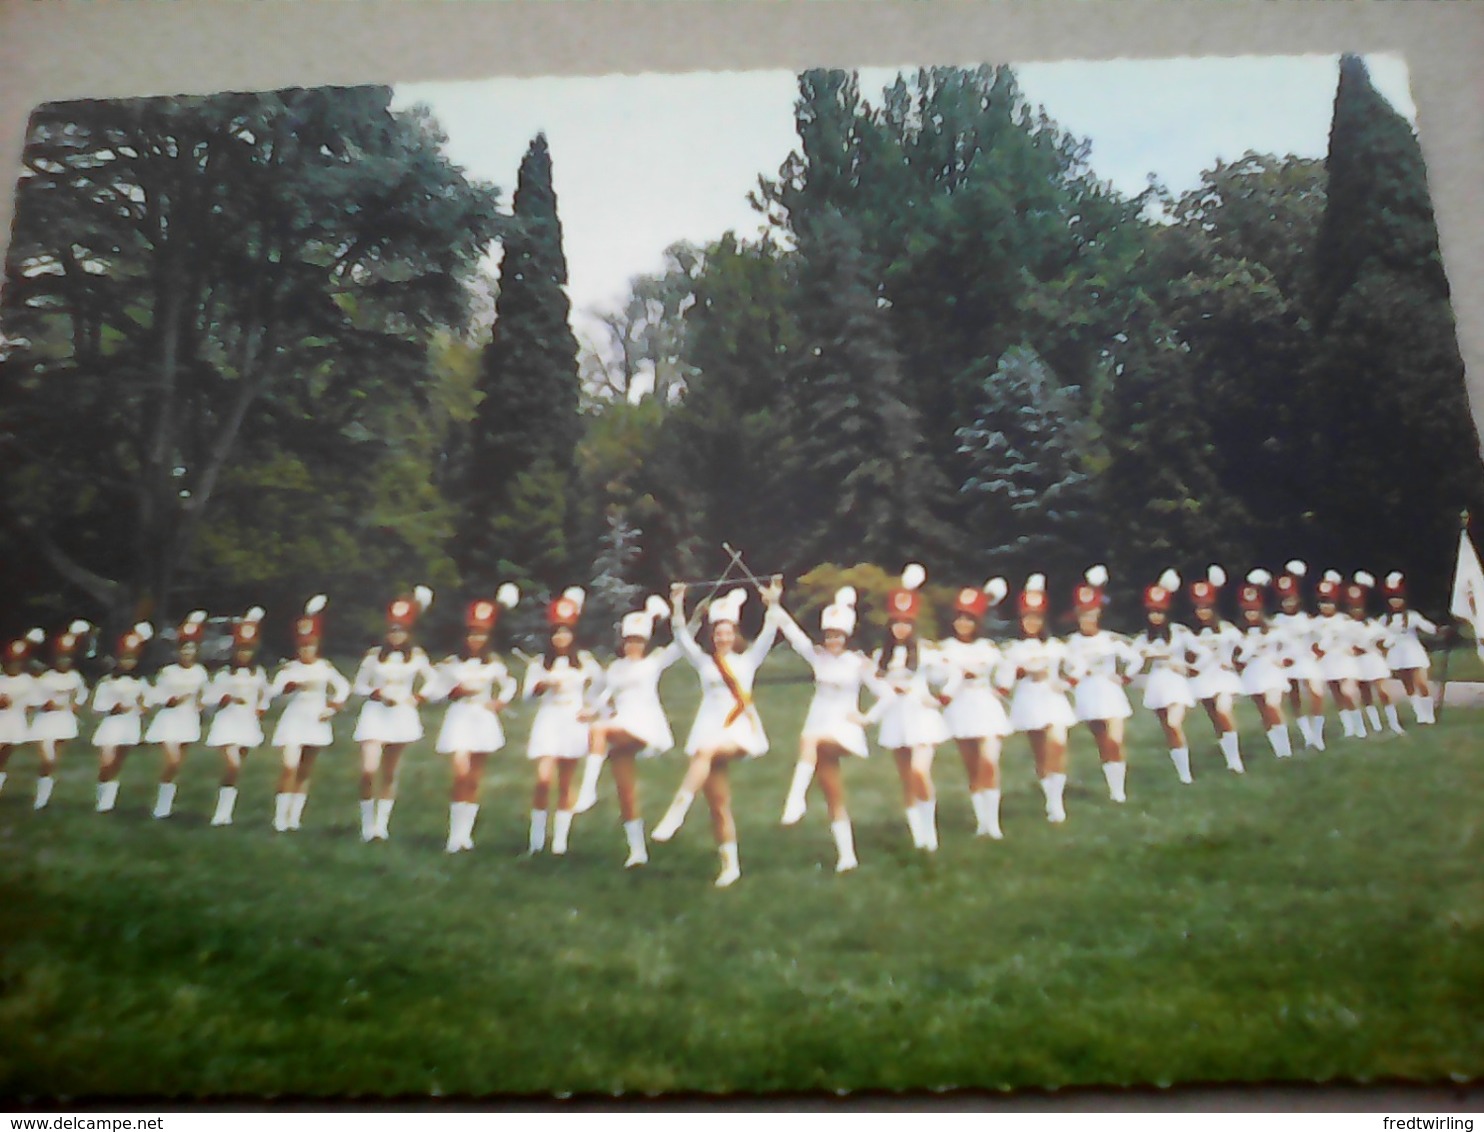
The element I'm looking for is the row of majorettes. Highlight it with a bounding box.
[0,560,1441,887]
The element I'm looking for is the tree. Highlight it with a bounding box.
[456,132,582,589]
[580,242,703,406]
[0,87,500,632]
[582,508,646,642]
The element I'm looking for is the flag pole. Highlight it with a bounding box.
[1435,507,1471,723]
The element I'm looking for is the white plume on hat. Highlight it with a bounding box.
[413,585,434,611]
[1085,564,1109,588]
[621,594,670,641]
[67,619,92,635]
[1247,569,1272,586]
[708,588,748,624]
[305,594,327,615]
[561,586,586,613]
[1354,571,1375,588]
[645,594,670,619]
[1026,573,1046,593]
[1386,571,1405,588]
[1207,565,1226,587]
[244,606,265,623]
[1323,569,1342,583]
[1285,560,1307,578]
[497,583,520,609]
[984,577,1008,604]
[1158,569,1181,592]
[25,628,45,645]
[901,564,926,591]
[134,622,154,642]
[821,586,858,635]
[185,610,207,626]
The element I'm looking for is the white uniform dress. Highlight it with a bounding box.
[864,642,949,750]
[1063,630,1138,722]
[352,647,436,744]
[673,607,780,758]
[28,669,89,742]
[934,637,1013,740]
[523,651,605,761]
[1273,611,1323,685]
[1313,613,1361,683]
[1352,618,1394,682]
[1001,637,1077,732]
[1131,627,1197,711]
[1382,610,1436,672]
[205,664,272,748]
[431,654,518,755]
[0,671,37,744]
[270,659,350,748]
[143,663,211,743]
[777,613,876,757]
[599,644,682,758]
[1186,622,1244,701]
[91,673,149,747]
[1234,626,1291,698]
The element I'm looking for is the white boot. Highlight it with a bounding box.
[96,780,119,813]
[651,790,694,842]
[904,805,926,848]
[1101,761,1127,803]
[715,841,741,888]
[919,799,939,851]
[211,786,237,826]
[1219,731,1244,774]
[1311,716,1327,751]
[831,818,858,872]
[623,818,649,867]
[445,803,468,853]
[1364,704,1382,733]
[574,754,604,814]
[528,809,548,854]
[33,775,55,811]
[1041,773,1067,823]
[289,792,308,830]
[1268,725,1293,759]
[0,771,7,794]
[373,799,393,840]
[551,809,575,855]
[972,789,1004,839]
[1295,714,1314,748]
[360,799,377,841]
[781,761,814,825]
[1169,746,1193,784]
[153,782,176,819]
[1384,704,1404,735]
[274,793,293,832]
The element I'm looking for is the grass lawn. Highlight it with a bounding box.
[1,650,1481,1098]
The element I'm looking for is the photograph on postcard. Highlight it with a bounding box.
[1,53,1481,1097]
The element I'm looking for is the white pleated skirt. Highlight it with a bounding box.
[206,704,264,748]
[144,706,202,744]
[1009,681,1076,732]
[273,701,336,749]
[353,701,423,744]
[527,704,589,760]
[1355,653,1391,682]
[1189,668,1242,701]
[92,713,142,748]
[942,687,1012,740]
[1239,660,1289,698]
[28,709,79,742]
[801,696,869,757]
[607,698,674,758]
[1142,669,1196,711]
[1388,639,1429,671]
[1073,676,1133,722]
[0,709,28,744]
[876,696,948,750]
[437,701,507,754]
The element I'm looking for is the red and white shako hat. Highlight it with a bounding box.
[887,564,927,623]
[295,595,327,645]
[468,583,520,634]
[1018,573,1049,616]
[1275,560,1307,601]
[387,586,433,629]
[7,628,45,664]
[707,587,748,626]
[177,610,208,644]
[622,595,670,641]
[1316,570,1343,603]
[117,622,153,658]
[547,586,585,629]
[954,577,1008,621]
[1345,571,1374,609]
[52,619,92,658]
[1074,564,1109,613]
[232,607,266,652]
[820,587,859,635]
[1188,565,1226,609]
[1383,571,1407,599]
[1239,569,1272,612]
[1144,569,1180,612]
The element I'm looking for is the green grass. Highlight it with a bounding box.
[1,651,1481,1098]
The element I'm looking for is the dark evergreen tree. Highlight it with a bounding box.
[457,133,582,589]
[1302,55,1483,609]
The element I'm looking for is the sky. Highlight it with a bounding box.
[390,54,1416,352]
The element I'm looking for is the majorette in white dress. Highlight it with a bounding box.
[1313,610,1362,684]
[271,658,351,748]
[352,646,436,744]
[672,590,780,758]
[1383,609,1436,672]
[523,650,605,760]
[433,653,518,755]
[866,641,949,750]
[1273,610,1323,685]
[91,673,149,748]
[1345,573,1391,682]
[1234,625,1291,699]
[599,643,682,758]
[1064,630,1138,722]
[27,667,88,742]
[205,663,272,748]
[1185,620,1244,701]
[144,662,211,744]
[778,606,876,757]
[1132,626,1197,711]
[0,670,38,745]
[935,636,1013,740]
[1002,635,1077,732]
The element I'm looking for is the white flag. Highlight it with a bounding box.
[1449,528,1484,659]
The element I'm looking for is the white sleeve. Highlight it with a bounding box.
[91,679,116,713]
[522,659,547,701]
[776,608,818,663]
[351,652,377,698]
[671,607,706,667]
[326,664,351,706]
[421,659,456,704]
[495,661,518,704]
[743,605,781,669]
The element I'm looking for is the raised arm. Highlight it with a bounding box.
[774,603,818,663]
[669,583,706,667]
[744,602,781,669]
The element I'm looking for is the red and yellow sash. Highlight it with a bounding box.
[715,651,752,726]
